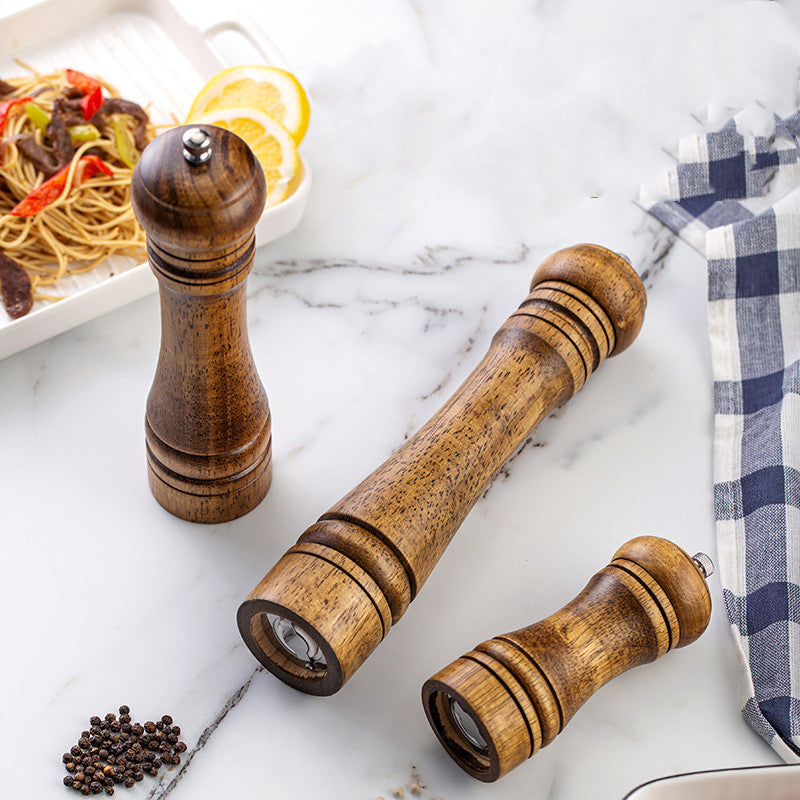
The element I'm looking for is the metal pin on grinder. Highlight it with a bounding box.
[421,536,714,782]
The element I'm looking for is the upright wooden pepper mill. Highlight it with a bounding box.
[237,244,647,694]
[421,537,714,782]
[131,125,271,523]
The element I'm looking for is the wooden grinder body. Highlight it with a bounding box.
[132,125,271,524]
[238,244,647,694]
[421,536,713,781]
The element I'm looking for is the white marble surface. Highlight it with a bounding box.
[2,0,799,798]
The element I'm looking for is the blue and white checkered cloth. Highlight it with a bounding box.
[642,109,800,761]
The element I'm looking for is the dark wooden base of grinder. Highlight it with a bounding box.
[146,420,272,523]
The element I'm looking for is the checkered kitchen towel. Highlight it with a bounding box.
[642,109,800,761]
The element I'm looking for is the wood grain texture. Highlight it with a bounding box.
[132,125,271,523]
[421,536,712,782]
[238,244,647,694]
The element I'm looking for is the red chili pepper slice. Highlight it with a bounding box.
[81,86,103,121]
[81,154,114,179]
[65,69,101,95]
[65,69,104,121]
[0,96,33,134]
[9,155,114,217]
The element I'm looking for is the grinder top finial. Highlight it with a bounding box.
[531,244,647,356]
[131,124,266,259]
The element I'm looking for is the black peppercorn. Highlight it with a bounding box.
[63,707,184,793]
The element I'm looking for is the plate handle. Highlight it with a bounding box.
[200,14,290,69]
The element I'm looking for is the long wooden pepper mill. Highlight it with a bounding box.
[421,537,714,782]
[237,244,647,694]
[131,126,271,523]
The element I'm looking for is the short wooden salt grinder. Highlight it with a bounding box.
[421,537,713,782]
[131,126,271,523]
[237,244,647,694]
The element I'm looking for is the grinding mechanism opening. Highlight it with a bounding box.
[427,689,492,774]
[250,611,328,680]
[450,697,489,752]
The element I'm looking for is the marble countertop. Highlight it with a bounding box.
[2,0,799,798]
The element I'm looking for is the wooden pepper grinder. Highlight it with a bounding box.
[131,125,271,523]
[421,537,713,782]
[237,244,647,694]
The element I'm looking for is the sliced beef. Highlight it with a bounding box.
[16,135,60,177]
[46,98,75,165]
[92,98,150,152]
[0,252,33,319]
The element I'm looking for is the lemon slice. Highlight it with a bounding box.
[186,66,310,145]
[193,108,299,207]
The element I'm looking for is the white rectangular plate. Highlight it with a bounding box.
[623,765,800,800]
[0,0,310,360]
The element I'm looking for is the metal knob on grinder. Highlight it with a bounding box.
[422,536,713,782]
[131,125,271,523]
[237,244,648,695]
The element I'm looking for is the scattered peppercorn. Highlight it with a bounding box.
[61,707,186,794]
[410,783,421,795]
[393,789,405,798]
